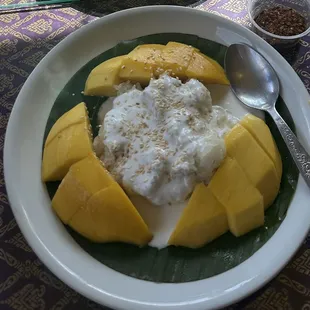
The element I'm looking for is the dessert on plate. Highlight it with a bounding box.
[42,42,282,249]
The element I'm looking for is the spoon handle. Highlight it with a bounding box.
[267,108,310,188]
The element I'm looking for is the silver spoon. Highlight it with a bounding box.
[225,43,310,188]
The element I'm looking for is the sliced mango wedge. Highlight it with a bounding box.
[209,157,264,237]
[52,152,115,223]
[119,44,164,85]
[88,186,152,245]
[45,102,87,146]
[169,183,228,248]
[157,41,196,79]
[186,52,229,85]
[240,114,282,181]
[42,102,93,182]
[225,123,279,209]
[69,203,99,241]
[52,153,152,246]
[84,55,126,97]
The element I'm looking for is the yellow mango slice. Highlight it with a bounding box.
[84,55,125,97]
[169,183,228,248]
[42,104,93,182]
[52,152,115,223]
[186,51,229,85]
[69,187,152,245]
[52,169,87,225]
[157,41,196,79]
[225,124,279,209]
[119,44,164,85]
[88,186,152,245]
[240,114,282,181]
[207,56,230,85]
[43,124,92,180]
[53,153,152,245]
[209,157,264,237]
[45,102,87,146]
[68,204,101,241]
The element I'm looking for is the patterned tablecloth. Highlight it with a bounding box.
[0,1,310,309]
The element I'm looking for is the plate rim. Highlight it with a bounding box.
[4,5,310,310]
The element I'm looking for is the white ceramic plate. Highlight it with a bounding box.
[4,6,310,310]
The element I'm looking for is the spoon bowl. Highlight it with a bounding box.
[225,43,279,110]
[225,43,310,189]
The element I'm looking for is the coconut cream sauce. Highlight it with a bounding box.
[94,75,238,205]
[94,75,263,249]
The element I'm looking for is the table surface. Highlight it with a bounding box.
[0,1,310,309]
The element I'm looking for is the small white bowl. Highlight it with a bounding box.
[4,5,310,310]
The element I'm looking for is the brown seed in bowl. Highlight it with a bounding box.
[254,6,307,37]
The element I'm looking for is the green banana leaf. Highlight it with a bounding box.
[45,33,298,283]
